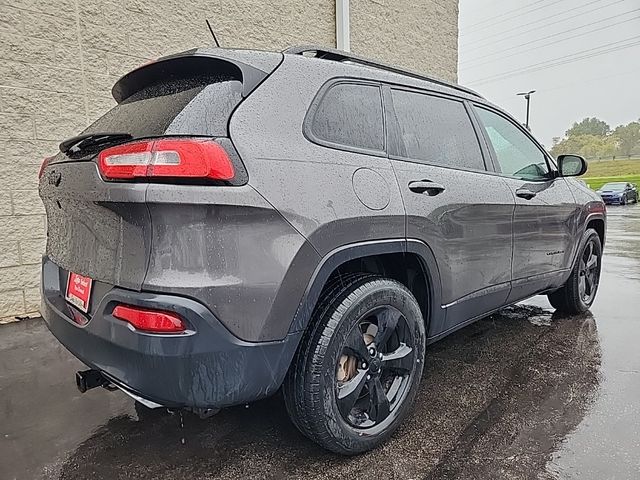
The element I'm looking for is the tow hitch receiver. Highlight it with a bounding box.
[76,369,111,393]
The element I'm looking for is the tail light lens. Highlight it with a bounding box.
[98,138,235,181]
[113,305,187,333]
[39,156,53,179]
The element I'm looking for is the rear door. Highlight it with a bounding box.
[384,86,515,336]
[471,105,580,302]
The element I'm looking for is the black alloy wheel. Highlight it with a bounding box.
[548,228,602,314]
[284,276,426,455]
[578,237,600,305]
[336,305,415,432]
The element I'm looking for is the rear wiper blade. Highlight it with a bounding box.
[60,132,133,155]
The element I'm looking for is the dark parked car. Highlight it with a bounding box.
[596,182,638,205]
[39,46,606,455]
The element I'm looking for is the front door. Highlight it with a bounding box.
[385,87,515,337]
[471,105,581,302]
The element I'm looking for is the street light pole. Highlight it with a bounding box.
[517,90,535,130]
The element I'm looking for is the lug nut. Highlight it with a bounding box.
[369,347,376,356]
[366,374,371,380]
[379,352,383,359]
[362,362,367,369]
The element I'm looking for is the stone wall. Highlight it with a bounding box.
[0,0,458,321]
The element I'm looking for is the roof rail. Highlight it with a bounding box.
[283,45,483,99]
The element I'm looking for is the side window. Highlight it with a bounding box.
[390,89,485,171]
[473,106,550,181]
[310,83,384,151]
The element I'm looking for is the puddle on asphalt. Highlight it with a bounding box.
[498,304,554,326]
[18,304,597,480]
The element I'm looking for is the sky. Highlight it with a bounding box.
[458,0,640,148]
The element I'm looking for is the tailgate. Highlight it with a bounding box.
[39,160,151,290]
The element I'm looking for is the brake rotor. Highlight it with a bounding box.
[337,330,375,382]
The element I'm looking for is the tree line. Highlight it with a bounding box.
[550,117,640,160]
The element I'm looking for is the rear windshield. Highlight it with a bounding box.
[83,74,243,138]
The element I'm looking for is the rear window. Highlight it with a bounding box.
[84,74,243,138]
[309,83,384,152]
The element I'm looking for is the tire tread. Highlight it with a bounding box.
[283,275,424,454]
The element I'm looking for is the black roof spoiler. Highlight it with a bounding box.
[111,50,278,103]
[283,45,483,99]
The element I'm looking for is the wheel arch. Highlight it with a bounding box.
[586,215,605,248]
[287,239,443,338]
[567,212,605,275]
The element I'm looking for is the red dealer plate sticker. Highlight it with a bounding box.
[65,272,93,313]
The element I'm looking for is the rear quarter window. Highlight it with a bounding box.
[308,82,384,152]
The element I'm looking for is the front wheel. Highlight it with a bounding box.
[548,229,602,314]
[283,276,426,455]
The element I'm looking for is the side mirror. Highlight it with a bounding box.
[557,154,587,177]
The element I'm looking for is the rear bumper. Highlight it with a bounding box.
[41,257,301,408]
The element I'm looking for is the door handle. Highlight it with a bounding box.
[515,187,537,200]
[408,180,445,196]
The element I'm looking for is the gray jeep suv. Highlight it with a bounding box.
[39,46,606,455]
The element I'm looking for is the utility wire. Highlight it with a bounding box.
[488,66,640,103]
[462,6,639,65]
[461,0,627,52]
[462,10,640,69]
[468,38,640,85]
[467,35,640,86]
[461,0,563,35]
[461,0,551,31]
[540,66,640,93]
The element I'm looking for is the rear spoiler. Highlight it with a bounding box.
[112,48,283,103]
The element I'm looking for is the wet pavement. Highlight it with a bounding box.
[2,205,639,480]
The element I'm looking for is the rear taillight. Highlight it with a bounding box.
[98,138,235,181]
[39,156,53,179]
[112,305,187,333]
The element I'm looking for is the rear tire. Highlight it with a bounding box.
[283,276,426,455]
[548,229,602,314]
